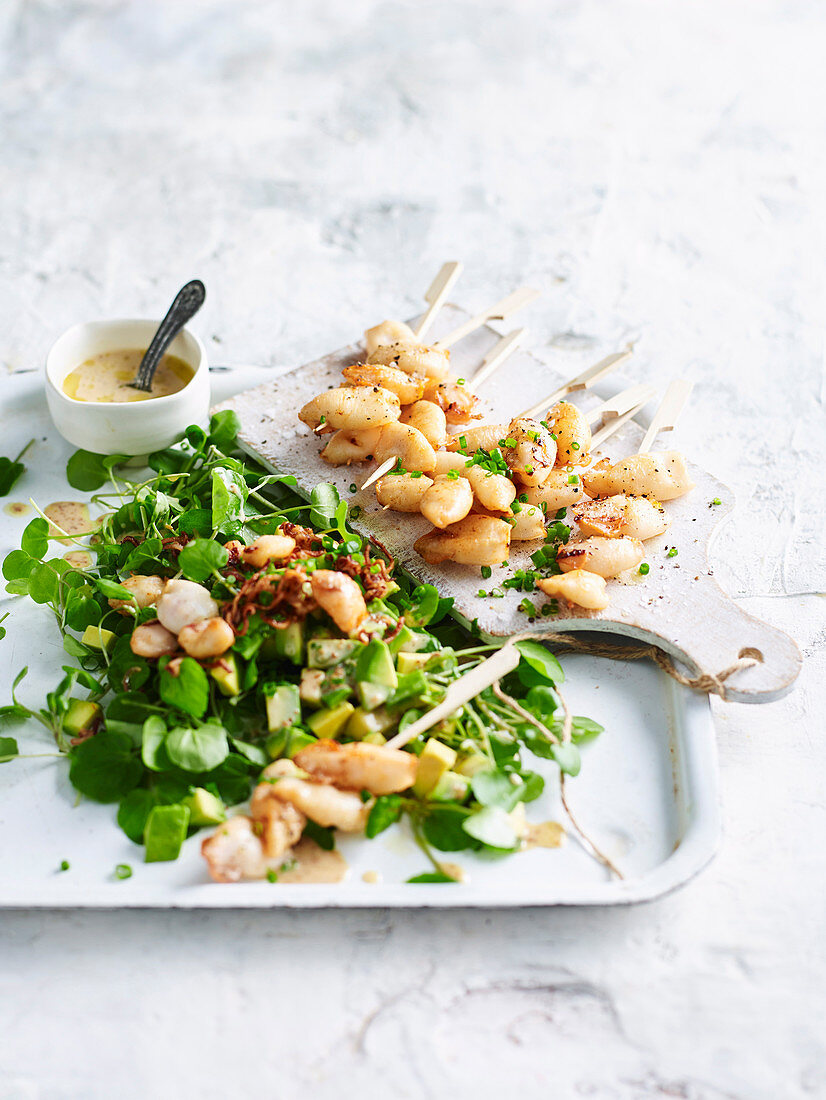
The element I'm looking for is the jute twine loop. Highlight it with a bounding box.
[509,632,759,701]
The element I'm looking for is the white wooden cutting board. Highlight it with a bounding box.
[214,305,801,703]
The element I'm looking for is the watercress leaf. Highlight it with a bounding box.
[514,639,564,685]
[525,685,558,721]
[165,723,229,772]
[69,731,142,802]
[117,788,160,844]
[141,716,168,770]
[404,584,440,628]
[3,550,37,581]
[365,794,403,838]
[178,509,213,537]
[229,737,268,767]
[4,578,29,595]
[551,742,581,776]
[462,806,519,850]
[65,588,102,631]
[309,483,340,529]
[406,871,458,883]
[20,518,49,559]
[430,596,454,626]
[184,425,208,450]
[0,735,20,761]
[211,467,247,535]
[210,753,256,805]
[570,716,604,744]
[159,657,209,718]
[63,635,91,659]
[107,637,150,693]
[422,806,476,852]
[178,539,229,583]
[519,771,545,802]
[66,450,126,491]
[0,450,28,497]
[121,539,163,573]
[27,562,60,605]
[94,577,134,601]
[302,821,335,850]
[470,768,522,811]
[207,410,241,452]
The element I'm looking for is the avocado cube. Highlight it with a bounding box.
[183,787,226,826]
[307,639,358,669]
[362,731,387,746]
[355,640,398,690]
[144,804,190,862]
[396,651,435,674]
[265,684,301,732]
[62,699,101,737]
[307,701,355,739]
[265,727,317,760]
[346,706,394,741]
[272,621,304,665]
[299,668,325,707]
[210,654,241,697]
[430,770,471,803]
[356,681,392,711]
[455,752,490,778]
[81,625,116,652]
[413,738,458,797]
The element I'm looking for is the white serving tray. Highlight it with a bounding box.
[0,366,720,907]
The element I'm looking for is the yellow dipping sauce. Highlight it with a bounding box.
[62,349,194,403]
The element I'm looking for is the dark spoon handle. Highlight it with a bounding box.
[132,279,206,392]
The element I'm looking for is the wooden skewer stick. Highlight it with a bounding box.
[590,395,655,450]
[434,287,540,350]
[638,379,694,455]
[359,455,398,492]
[519,345,635,419]
[413,262,464,342]
[584,384,658,426]
[468,328,525,389]
[385,643,522,750]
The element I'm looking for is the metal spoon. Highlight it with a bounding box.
[130,279,206,392]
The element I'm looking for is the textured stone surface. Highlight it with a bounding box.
[0,1,824,1098]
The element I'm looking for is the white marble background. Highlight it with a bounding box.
[0,1,824,1098]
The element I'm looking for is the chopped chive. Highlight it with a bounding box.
[447,469,459,480]
[459,435,468,450]
[267,869,279,883]
[711,498,721,506]
[567,474,579,485]
[510,501,522,513]
[524,466,534,475]
[457,378,466,385]
[555,507,567,519]
[667,547,678,558]
[477,588,487,597]
[410,470,423,479]
[349,483,357,493]
[481,565,492,579]
[114,864,132,881]
[639,563,650,575]
[59,860,70,872]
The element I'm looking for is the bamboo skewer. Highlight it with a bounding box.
[584,384,658,427]
[468,328,525,389]
[638,379,693,454]
[590,396,654,450]
[359,455,398,492]
[434,287,540,350]
[413,262,463,342]
[385,643,522,749]
[519,345,635,419]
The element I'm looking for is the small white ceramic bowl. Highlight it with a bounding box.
[45,318,210,455]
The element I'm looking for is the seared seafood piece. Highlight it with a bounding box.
[376,472,433,511]
[537,570,610,611]
[557,536,645,578]
[582,451,694,502]
[503,417,557,488]
[367,342,451,381]
[294,740,418,796]
[574,494,669,540]
[364,319,417,357]
[414,514,511,566]
[320,427,383,466]
[342,363,426,405]
[546,401,591,466]
[299,386,401,432]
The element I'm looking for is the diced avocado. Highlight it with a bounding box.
[356,681,391,711]
[265,727,317,760]
[307,638,358,669]
[81,625,116,652]
[265,684,301,732]
[362,731,387,746]
[387,625,415,655]
[321,684,352,708]
[63,699,101,737]
[273,621,304,665]
[387,670,428,708]
[210,654,240,697]
[183,787,226,826]
[430,771,471,803]
[413,738,458,797]
[144,804,190,862]
[299,668,325,706]
[396,651,436,674]
[455,752,490,778]
[399,630,433,654]
[355,640,398,689]
[353,614,388,641]
[307,701,355,739]
[346,706,394,741]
